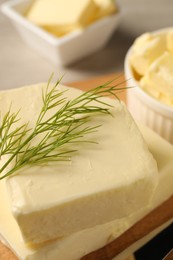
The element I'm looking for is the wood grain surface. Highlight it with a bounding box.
[68,73,126,103]
[0,73,172,260]
[0,242,18,260]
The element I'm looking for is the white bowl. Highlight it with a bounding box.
[125,33,173,144]
[1,0,120,66]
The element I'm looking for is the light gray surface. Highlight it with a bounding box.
[0,0,173,90]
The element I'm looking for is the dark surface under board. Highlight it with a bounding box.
[135,223,173,260]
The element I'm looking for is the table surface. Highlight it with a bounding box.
[0,0,173,90]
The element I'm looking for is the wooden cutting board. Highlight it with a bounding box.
[68,73,126,103]
[0,73,172,260]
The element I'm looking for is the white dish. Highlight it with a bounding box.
[1,0,120,65]
[125,28,173,144]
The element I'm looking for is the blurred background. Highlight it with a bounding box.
[0,0,173,89]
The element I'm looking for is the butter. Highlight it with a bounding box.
[27,0,98,36]
[42,24,81,37]
[148,52,173,95]
[140,74,173,106]
[130,30,173,106]
[138,124,173,206]
[27,0,97,26]
[130,33,167,76]
[167,30,173,53]
[94,0,117,19]
[140,76,161,99]
[26,0,118,37]
[0,84,158,244]
[0,123,172,260]
[143,52,173,105]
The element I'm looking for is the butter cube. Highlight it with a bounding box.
[147,52,173,101]
[0,84,158,244]
[42,24,80,37]
[94,0,117,19]
[130,33,167,76]
[167,30,173,53]
[27,0,98,36]
[140,75,161,99]
[140,75,173,106]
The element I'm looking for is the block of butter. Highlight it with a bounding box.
[140,75,161,100]
[140,52,173,105]
[27,0,97,26]
[130,33,167,76]
[27,0,98,36]
[26,0,118,37]
[0,124,172,260]
[94,0,117,19]
[0,83,158,244]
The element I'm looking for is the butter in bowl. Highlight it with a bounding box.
[125,28,173,144]
[1,0,120,65]
[26,0,118,37]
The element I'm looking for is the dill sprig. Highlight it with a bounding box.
[0,75,126,180]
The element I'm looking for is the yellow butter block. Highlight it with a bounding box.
[140,75,173,106]
[0,123,172,260]
[140,76,161,99]
[0,83,158,244]
[94,0,117,19]
[27,0,98,27]
[42,24,81,37]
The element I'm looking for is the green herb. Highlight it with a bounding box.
[0,75,126,180]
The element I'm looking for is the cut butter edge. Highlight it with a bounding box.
[0,124,172,260]
[0,83,158,244]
